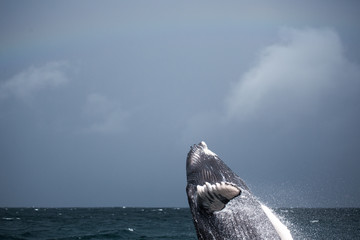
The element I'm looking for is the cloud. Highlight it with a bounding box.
[0,61,71,99]
[82,93,128,134]
[225,28,360,123]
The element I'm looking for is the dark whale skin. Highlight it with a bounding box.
[186,142,282,240]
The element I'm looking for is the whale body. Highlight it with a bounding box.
[186,141,293,240]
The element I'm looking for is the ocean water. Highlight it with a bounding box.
[0,207,359,240]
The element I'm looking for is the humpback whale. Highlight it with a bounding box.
[186,141,293,240]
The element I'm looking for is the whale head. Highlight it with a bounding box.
[186,141,244,188]
[187,141,223,184]
[186,141,251,213]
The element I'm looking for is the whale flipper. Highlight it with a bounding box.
[196,181,241,212]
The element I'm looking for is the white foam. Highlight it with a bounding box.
[2,217,21,220]
[261,204,293,240]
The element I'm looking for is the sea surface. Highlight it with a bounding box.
[0,207,359,239]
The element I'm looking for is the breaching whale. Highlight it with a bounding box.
[186,141,293,240]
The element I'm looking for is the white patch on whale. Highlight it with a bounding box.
[203,148,217,156]
[200,141,217,156]
[261,204,293,240]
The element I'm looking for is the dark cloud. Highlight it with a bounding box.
[1,1,360,208]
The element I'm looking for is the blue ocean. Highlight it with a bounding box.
[0,207,359,239]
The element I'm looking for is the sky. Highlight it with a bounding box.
[1,0,360,208]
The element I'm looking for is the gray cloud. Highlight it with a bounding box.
[226,28,360,123]
[0,61,71,99]
[183,28,360,143]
